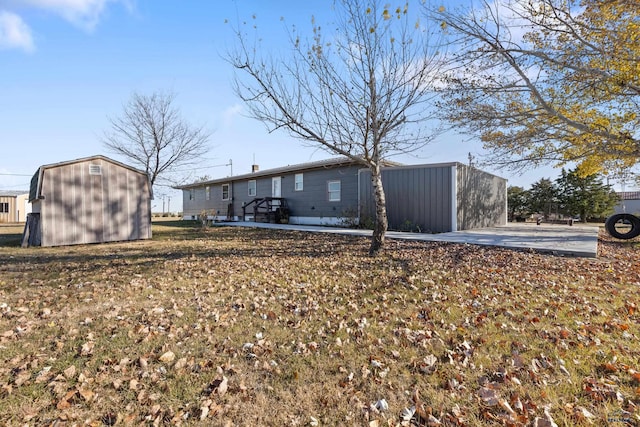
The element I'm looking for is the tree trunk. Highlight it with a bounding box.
[369,164,388,256]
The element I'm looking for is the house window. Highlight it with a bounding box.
[205,186,210,201]
[0,202,8,213]
[328,180,341,202]
[248,180,256,197]
[189,189,194,200]
[294,173,303,191]
[222,184,230,201]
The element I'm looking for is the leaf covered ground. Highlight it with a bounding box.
[0,221,639,426]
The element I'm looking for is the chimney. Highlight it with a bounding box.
[251,164,259,173]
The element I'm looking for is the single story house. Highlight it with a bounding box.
[614,191,640,216]
[22,155,153,247]
[176,157,507,233]
[0,190,30,223]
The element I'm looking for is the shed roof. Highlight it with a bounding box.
[0,190,28,197]
[618,191,640,200]
[29,155,150,202]
[175,157,402,189]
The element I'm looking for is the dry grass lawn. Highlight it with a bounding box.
[0,221,639,426]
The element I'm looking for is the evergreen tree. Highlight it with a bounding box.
[527,178,559,220]
[555,168,618,221]
[507,186,529,221]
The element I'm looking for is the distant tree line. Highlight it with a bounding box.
[508,168,619,223]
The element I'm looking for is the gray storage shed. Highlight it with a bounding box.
[22,155,152,247]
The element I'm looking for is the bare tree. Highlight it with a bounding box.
[227,0,444,255]
[103,91,211,188]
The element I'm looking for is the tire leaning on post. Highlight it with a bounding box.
[605,213,640,239]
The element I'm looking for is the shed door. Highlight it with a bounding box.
[272,177,281,209]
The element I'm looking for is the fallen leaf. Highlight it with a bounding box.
[78,387,95,402]
[159,351,175,363]
[80,341,94,356]
[63,365,76,379]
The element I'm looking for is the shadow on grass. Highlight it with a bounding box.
[0,233,22,247]
[0,225,373,274]
[0,220,201,248]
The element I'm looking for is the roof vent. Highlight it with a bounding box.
[89,164,102,175]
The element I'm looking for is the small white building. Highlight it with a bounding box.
[0,191,31,223]
[615,191,640,216]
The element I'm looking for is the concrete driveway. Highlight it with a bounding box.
[219,221,599,258]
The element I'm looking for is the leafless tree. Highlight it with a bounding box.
[103,91,211,189]
[227,0,444,255]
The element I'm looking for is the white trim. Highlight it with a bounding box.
[451,165,458,232]
[88,164,102,175]
[357,170,362,222]
[221,183,230,201]
[504,184,509,225]
[289,216,351,226]
[327,180,341,202]
[272,177,281,197]
[294,173,304,191]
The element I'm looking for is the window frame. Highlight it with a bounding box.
[248,180,257,197]
[222,183,230,201]
[294,173,304,191]
[205,186,210,201]
[0,202,8,213]
[327,180,341,202]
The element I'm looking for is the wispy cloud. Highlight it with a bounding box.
[0,11,35,52]
[222,104,243,127]
[0,0,133,52]
[19,0,130,31]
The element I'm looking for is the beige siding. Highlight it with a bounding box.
[39,158,151,246]
[0,196,17,222]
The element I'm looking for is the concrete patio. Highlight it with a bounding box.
[219,221,599,258]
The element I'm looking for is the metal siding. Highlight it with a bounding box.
[456,164,507,230]
[359,165,454,232]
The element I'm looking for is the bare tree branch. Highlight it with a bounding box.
[226,0,445,255]
[102,91,211,189]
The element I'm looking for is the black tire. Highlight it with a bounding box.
[605,213,640,239]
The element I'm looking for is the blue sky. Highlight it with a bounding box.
[0,0,618,212]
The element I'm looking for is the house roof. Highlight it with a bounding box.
[0,190,28,197]
[618,191,640,200]
[29,155,150,202]
[175,157,402,189]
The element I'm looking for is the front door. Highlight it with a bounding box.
[272,177,281,209]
